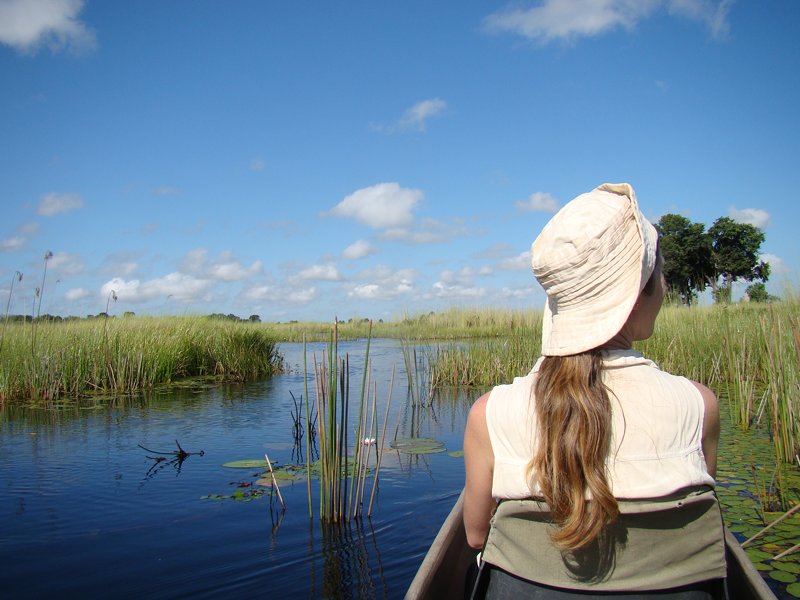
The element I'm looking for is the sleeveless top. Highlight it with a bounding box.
[482,349,724,590]
[486,349,714,500]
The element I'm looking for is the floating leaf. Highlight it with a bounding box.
[222,459,268,468]
[448,450,464,458]
[776,562,800,575]
[390,437,446,455]
[769,569,796,583]
[786,582,800,597]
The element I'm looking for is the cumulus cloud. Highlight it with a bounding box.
[431,281,486,299]
[729,206,771,229]
[483,0,732,44]
[380,217,471,245]
[208,257,263,282]
[515,192,559,213]
[439,266,493,285]
[346,266,415,300]
[759,254,788,275]
[0,0,96,54]
[327,183,422,229]
[180,248,262,281]
[37,192,84,216]
[342,239,376,260]
[498,250,532,271]
[65,287,89,301]
[1,236,25,252]
[48,252,84,276]
[101,273,214,304]
[294,263,340,281]
[241,283,317,305]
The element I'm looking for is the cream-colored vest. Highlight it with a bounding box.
[486,349,715,500]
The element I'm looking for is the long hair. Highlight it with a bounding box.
[528,351,618,551]
[528,254,661,551]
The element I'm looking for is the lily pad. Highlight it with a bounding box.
[769,569,796,583]
[786,582,800,597]
[775,562,800,575]
[390,437,446,455]
[222,459,268,469]
[448,450,464,458]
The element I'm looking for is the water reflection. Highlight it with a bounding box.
[312,519,388,600]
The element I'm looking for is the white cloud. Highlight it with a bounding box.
[295,263,340,281]
[373,98,448,134]
[1,236,25,251]
[48,252,84,276]
[37,192,84,216]
[515,192,559,213]
[729,206,771,229]
[380,217,471,245]
[65,287,89,301]
[180,248,261,281]
[760,254,788,275]
[497,250,532,271]
[0,0,95,54]
[668,0,733,39]
[439,266,493,286]
[327,183,422,229]
[346,266,415,300]
[101,273,214,304]
[349,284,381,299]
[286,287,316,303]
[342,239,376,260]
[431,281,486,299]
[399,98,447,132]
[250,158,265,171]
[483,0,731,43]
[208,257,263,282]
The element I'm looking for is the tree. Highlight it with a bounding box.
[248,314,261,323]
[654,214,713,305]
[707,217,770,303]
[745,282,771,303]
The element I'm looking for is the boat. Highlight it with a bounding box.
[406,490,777,600]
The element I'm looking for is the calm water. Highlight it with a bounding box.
[0,340,473,599]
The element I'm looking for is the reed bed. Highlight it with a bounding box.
[262,307,542,342]
[0,316,283,403]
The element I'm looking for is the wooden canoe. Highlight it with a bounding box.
[406,490,777,600]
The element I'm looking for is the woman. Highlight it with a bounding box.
[463,183,724,598]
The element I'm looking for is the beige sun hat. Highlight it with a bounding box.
[532,183,658,356]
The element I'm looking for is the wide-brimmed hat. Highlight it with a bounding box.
[532,183,658,356]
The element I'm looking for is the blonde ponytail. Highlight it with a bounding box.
[528,351,619,550]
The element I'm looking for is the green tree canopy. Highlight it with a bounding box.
[707,217,770,302]
[654,214,713,305]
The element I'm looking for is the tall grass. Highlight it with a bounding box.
[0,316,283,403]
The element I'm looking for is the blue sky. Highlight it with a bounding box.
[1,0,798,322]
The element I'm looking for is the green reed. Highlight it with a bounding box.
[0,316,284,403]
[306,320,394,522]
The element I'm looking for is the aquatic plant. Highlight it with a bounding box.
[0,316,284,402]
[305,320,393,522]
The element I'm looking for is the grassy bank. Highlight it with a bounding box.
[0,316,283,403]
